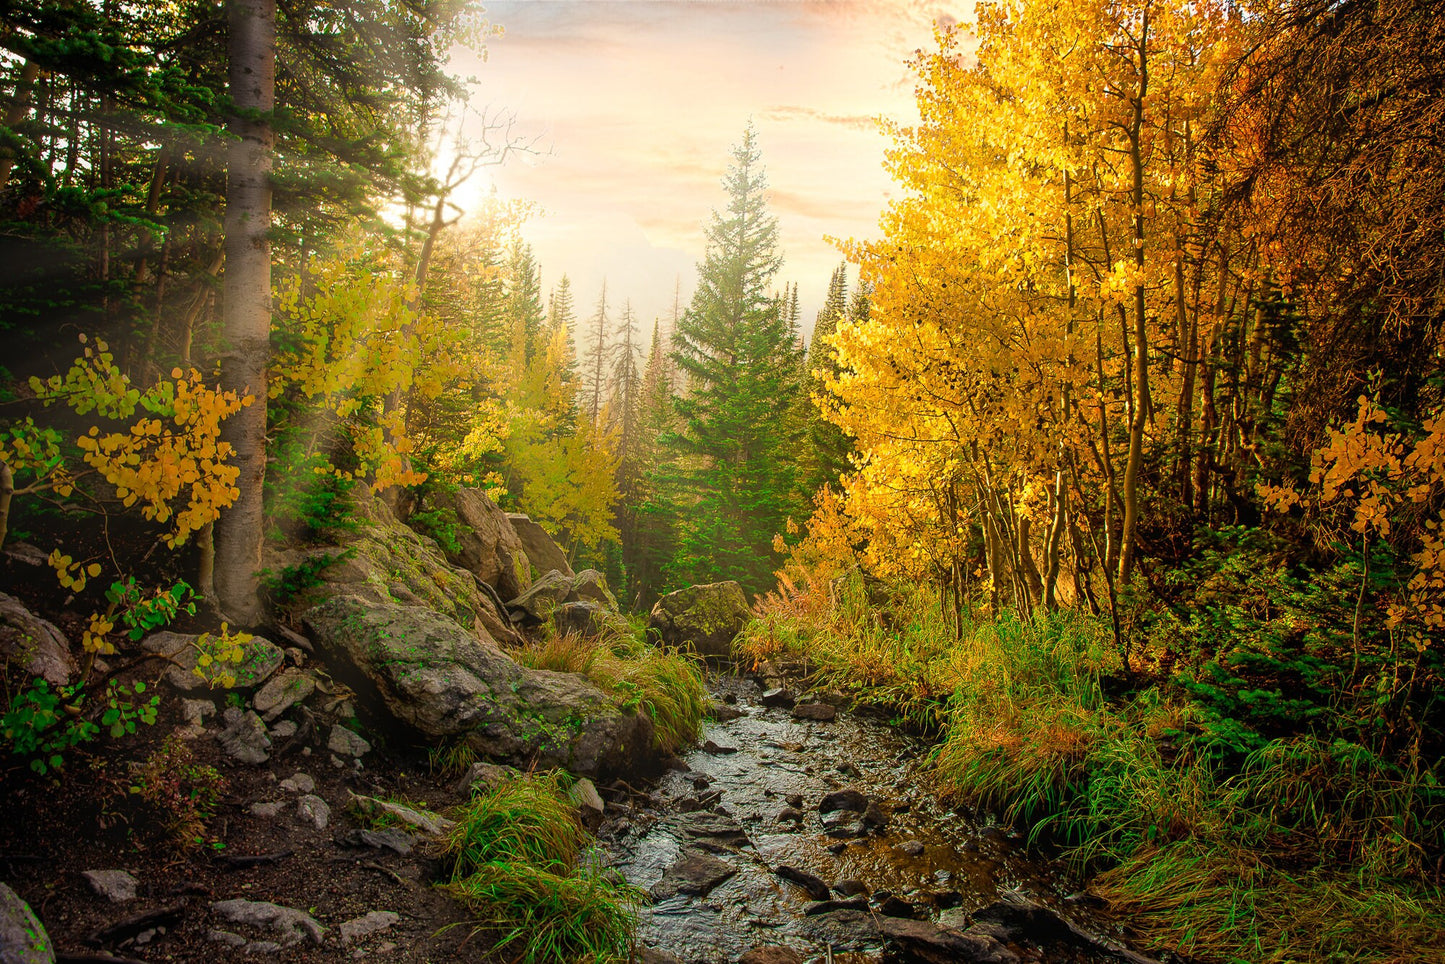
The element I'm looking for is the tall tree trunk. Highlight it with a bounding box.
[1118,15,1151,587]
[0,59,40,189]
[214,0,275,625]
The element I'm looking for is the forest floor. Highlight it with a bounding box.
[0,688,502,963]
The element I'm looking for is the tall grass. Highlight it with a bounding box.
[518,628,706,755]
[748,575,1445,962]
[437,772,638,963]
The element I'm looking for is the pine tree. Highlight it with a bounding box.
[663,123,804,597]
[584,280,610,424]
[803,263,853,495]
[504,241,545,377]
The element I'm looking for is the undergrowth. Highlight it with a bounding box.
[742,573,1445,963]
[516,624,705,755]
[437,772,637,963]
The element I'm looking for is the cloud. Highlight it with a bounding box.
[761,105,880,132]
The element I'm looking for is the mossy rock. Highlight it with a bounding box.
[648,581,750,660]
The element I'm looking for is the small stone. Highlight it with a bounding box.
[774,866,831,902]
[347,792,455,836]
[181,699,216,727]
[253,669,315,722]
[211,898,325,946]
[818,788,869,813]
[81,869,137,903]
[937,907,971,929]
[569,777,605,829]
[209,929,247,947]
[454,761,513,796]
[216,708,271,764]
[269,719,298,739]
[803,898,869,916]
[296,794,331,830]
[649,852,737,900]
[334,828,416,855]
[785,793,804,809]
[328,725,371,757]
[792,703,836,722]
[862,801,889,829]
[776,807,804,825]
[896,839,925,857]
[876,895,918,918]
[833,879,869,898]
[339,910,400,944]
[250,801,284,818]
[279,772,315,794]
[701,739,737,755]
[760,688,795,708]
[710,703,745,721]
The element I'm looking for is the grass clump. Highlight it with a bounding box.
[442,771,587,876]
[518,627,706,755]
[437,772,637,963]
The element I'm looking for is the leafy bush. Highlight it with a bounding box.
[1,677,158,774]
[130,736,227,849]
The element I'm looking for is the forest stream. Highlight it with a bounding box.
[600,673,1159,964]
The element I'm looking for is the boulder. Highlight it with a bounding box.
[648,581,750,660]
[426,488,531,601]
[264,487,491,630]
[0,592,74,687]
[302,596,651,777]
[553,601,629,639]
[570,569,617,610]
[505,570,575,623]
[0,882,53,963]
[142,630,283,693]
[774,866,831,902]
[506,513,574,579]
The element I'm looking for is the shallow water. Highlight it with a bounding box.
[600,674,1147,963]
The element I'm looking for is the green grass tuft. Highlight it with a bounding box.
[436,772,638,963]
[441,858,637,964]
[442,771,587,877]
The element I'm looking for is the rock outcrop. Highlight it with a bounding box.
[423,487,531,602]
[506,512,574,579]
[648,581,751,660]
[302,595,651,777]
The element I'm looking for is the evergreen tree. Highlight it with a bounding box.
[631,319,679,608]
[803,262,853,495]
[504,240,545,376]
[583,280,611,424]
[663,124,804,597]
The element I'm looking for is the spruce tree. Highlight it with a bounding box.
[803,262,853,495]
[664,123,804,597]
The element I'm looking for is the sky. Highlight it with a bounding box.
[446,0,972,342]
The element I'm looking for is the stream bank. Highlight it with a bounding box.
[604,672,1164,964]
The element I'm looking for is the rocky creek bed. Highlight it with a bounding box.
[605,674,1162,964]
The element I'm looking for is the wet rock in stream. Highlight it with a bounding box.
[651,852,739,900]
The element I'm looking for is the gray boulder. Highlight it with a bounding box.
[0,592,75,687]
[427,488,531,601]
[0,883,53,963]
[506,513,574,579]
[263,487,490,630]
[648,581,750,660]
[570,569,617,609]
[302,596,651,777]
[506,570,575,623]
[142,630,283,693]
[210,899,325,946]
